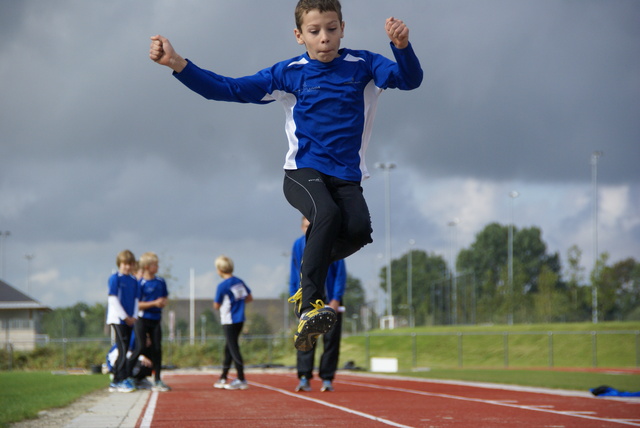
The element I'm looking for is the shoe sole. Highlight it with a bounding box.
[294,310,336,352]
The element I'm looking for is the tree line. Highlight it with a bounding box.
[39,221,637,337]
[379,222,640,325]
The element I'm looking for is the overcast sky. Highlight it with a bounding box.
[1,0,638,310]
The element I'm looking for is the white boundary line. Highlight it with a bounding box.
[340,371,640,403]
[340,371,595,398]
[139,390,159,428]
[250,381,414,428]
[339,379,640,427]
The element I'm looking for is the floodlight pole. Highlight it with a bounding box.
[24,253,34,295]
[190,268,195,345]
[508,191,519,326]
[0,231,10,279]
[591,151,603,324]
[448,219,459,325]
[375,162,396,318]
[407,239,415,328]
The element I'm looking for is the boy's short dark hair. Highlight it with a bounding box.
[295,0,342,30]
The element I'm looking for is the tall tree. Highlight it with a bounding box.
[598,256,640,321]
[343,273,366,331]
[380,250,448,326]
[457,223,562,324]
[565,245,590,321]
[533,265,568,322]
[41,302,105,338]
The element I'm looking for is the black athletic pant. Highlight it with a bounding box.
[131,318,163,382]
[111,323,133,383]
[297,309,343,381]
[221,322,245,381]
[283,168,372,313]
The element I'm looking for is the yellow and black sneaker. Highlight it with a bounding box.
[287,288,303,318]
[294,300,336,352]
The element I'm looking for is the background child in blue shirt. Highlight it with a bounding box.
[106,249,139,392]
[213,255,253,390]
[290,217,346,392]
[134,251,170,392]
[149,0,422,352]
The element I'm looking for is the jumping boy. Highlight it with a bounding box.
[134,251,171,392]
[149,0,423,351]
[106,249,139,393]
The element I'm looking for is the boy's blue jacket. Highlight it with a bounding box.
[175,43,423,182]
[289,234,346,301]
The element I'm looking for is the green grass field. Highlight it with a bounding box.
[337,321,640,371]
[0,372,108,427]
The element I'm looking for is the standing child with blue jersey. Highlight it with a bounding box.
[213,255,253,390]
[290,217,346,392]
[149,0,423,352]
[106,249,139,393]
[134,252,171,392]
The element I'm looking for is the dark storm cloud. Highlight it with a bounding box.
[395,0,640,184]
[0,0,637,307]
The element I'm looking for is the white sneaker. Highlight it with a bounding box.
[321,380,334,392]
[295,376,311,392]
[213,378,228,389]
[136,378,154,390]
[117,378,136,393]
[223,379,249,390]
[152,380,171,392]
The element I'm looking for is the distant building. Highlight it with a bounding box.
[0,280,51,351]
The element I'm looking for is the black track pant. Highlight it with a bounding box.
[111,324,133,383]
[283,168,372,313]
[297,310,343,381]
[221,322,245,381]
[130,318,163,381]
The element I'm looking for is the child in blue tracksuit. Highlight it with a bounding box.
[133,252,170,392]
[106,330,154,389]
[106,249,139,392]
[213,255,253,390]
[290,217,346,392]
[149,0,422,352]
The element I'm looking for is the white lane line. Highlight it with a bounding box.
[339,380,640,427]
[249,381,414,428]
[139,390,159,428]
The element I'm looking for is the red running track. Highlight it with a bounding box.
[136,371,640,427]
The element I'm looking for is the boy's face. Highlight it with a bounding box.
[147,262,159,275]
[119,262,133,275]
[301,218,310,234]
[294,10,344,63]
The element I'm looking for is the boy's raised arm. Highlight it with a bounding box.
[149,35,188,73]
[385,17,410,49]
